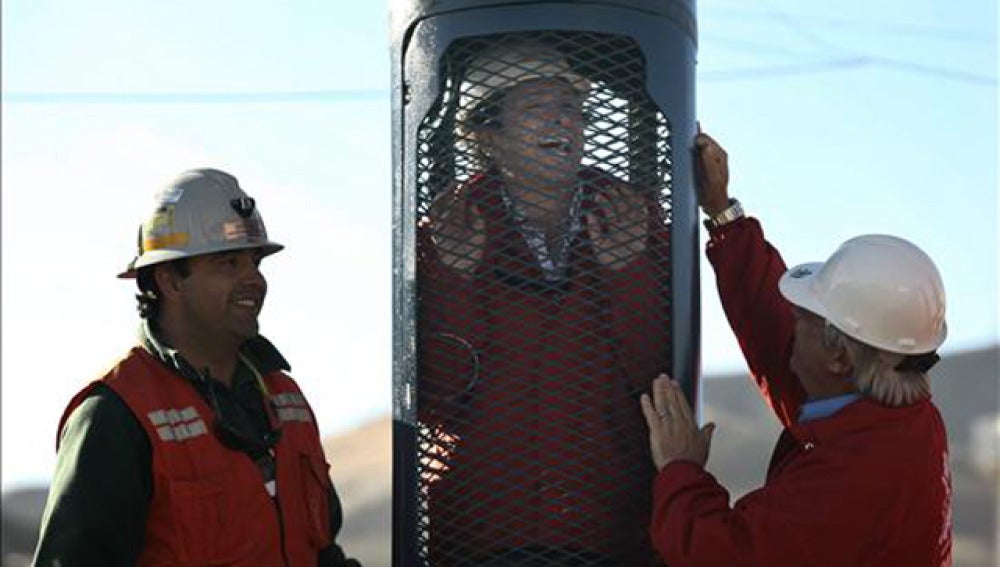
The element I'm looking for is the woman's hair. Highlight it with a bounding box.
[457,88,506,172]
[823,324,931,407]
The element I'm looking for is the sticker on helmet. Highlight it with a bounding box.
[144,232,190,251]
[230,197,257,218]
[157,186,186,204]
[146,206,175,233]
[790,267,813,279]
[223,219,264,241]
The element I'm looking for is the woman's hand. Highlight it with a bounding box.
[585,184,651,270]
[425,183,487,278]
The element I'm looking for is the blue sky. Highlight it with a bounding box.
[2,0,996,490]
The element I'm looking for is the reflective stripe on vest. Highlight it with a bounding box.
[59,347,333,566]
[146,406,209,442]
[272,392,313,423]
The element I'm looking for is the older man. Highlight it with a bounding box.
[640,131,952,566]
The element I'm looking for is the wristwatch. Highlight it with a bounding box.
[703,198,744,231]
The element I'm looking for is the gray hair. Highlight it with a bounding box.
[822,324,931,407]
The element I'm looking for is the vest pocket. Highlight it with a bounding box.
[299,452,333,549]
[168,473,256,564]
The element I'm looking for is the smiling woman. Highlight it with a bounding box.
[477,77,587,217]
[401,21,696,564]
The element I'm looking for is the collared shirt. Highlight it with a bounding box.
[142,318,290,379]
[140,319,286,455]
[798,392,862,423]
[499,182,585,285]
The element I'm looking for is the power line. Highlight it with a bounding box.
[753,0,849,56]
[700,57,870,81]
[700,1,997,86]
[5,54,994,106]
[701,33,827,59]
[870,57,998,86]
[1,89,387,105]
[701,56,996,85]
[4,7,995,106]
[707,2,996,44]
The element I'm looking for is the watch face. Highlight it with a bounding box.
[704,200,742,231]
[726,202,744,222]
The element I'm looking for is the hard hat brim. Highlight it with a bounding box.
[117,242,284,279]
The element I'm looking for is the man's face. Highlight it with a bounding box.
[174,249,267,346]
[790,306,837,398]
[487,78,585,189]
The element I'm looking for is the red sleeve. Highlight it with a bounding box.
[605,223,672,392]
[416,228,481,425]
[705,217,804,425]
[649,453,878,566]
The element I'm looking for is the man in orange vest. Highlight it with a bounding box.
[33,169,363,566]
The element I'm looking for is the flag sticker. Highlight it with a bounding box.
[223,219,264,241]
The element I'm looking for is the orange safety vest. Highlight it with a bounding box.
[59,347,332,567]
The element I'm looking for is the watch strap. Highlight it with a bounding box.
[703,198,744,231]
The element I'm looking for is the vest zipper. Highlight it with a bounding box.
[270,451,291,567]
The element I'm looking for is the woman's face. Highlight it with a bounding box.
[484,78,585,190]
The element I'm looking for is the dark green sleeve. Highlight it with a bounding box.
[318,480,363,567]
[32,384,152,567]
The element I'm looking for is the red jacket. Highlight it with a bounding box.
[59,347,333,567]
[650,218,952,566]
[418,169,671,565]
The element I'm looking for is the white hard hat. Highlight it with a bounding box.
[778,234,947,354]
[118,168,283,279]
[460,40,590,125]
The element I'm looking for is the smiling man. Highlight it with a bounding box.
[32,170,361,567]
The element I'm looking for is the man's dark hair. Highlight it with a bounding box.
[135,259,190,320]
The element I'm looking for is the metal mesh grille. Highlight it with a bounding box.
[414,31,672,567]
